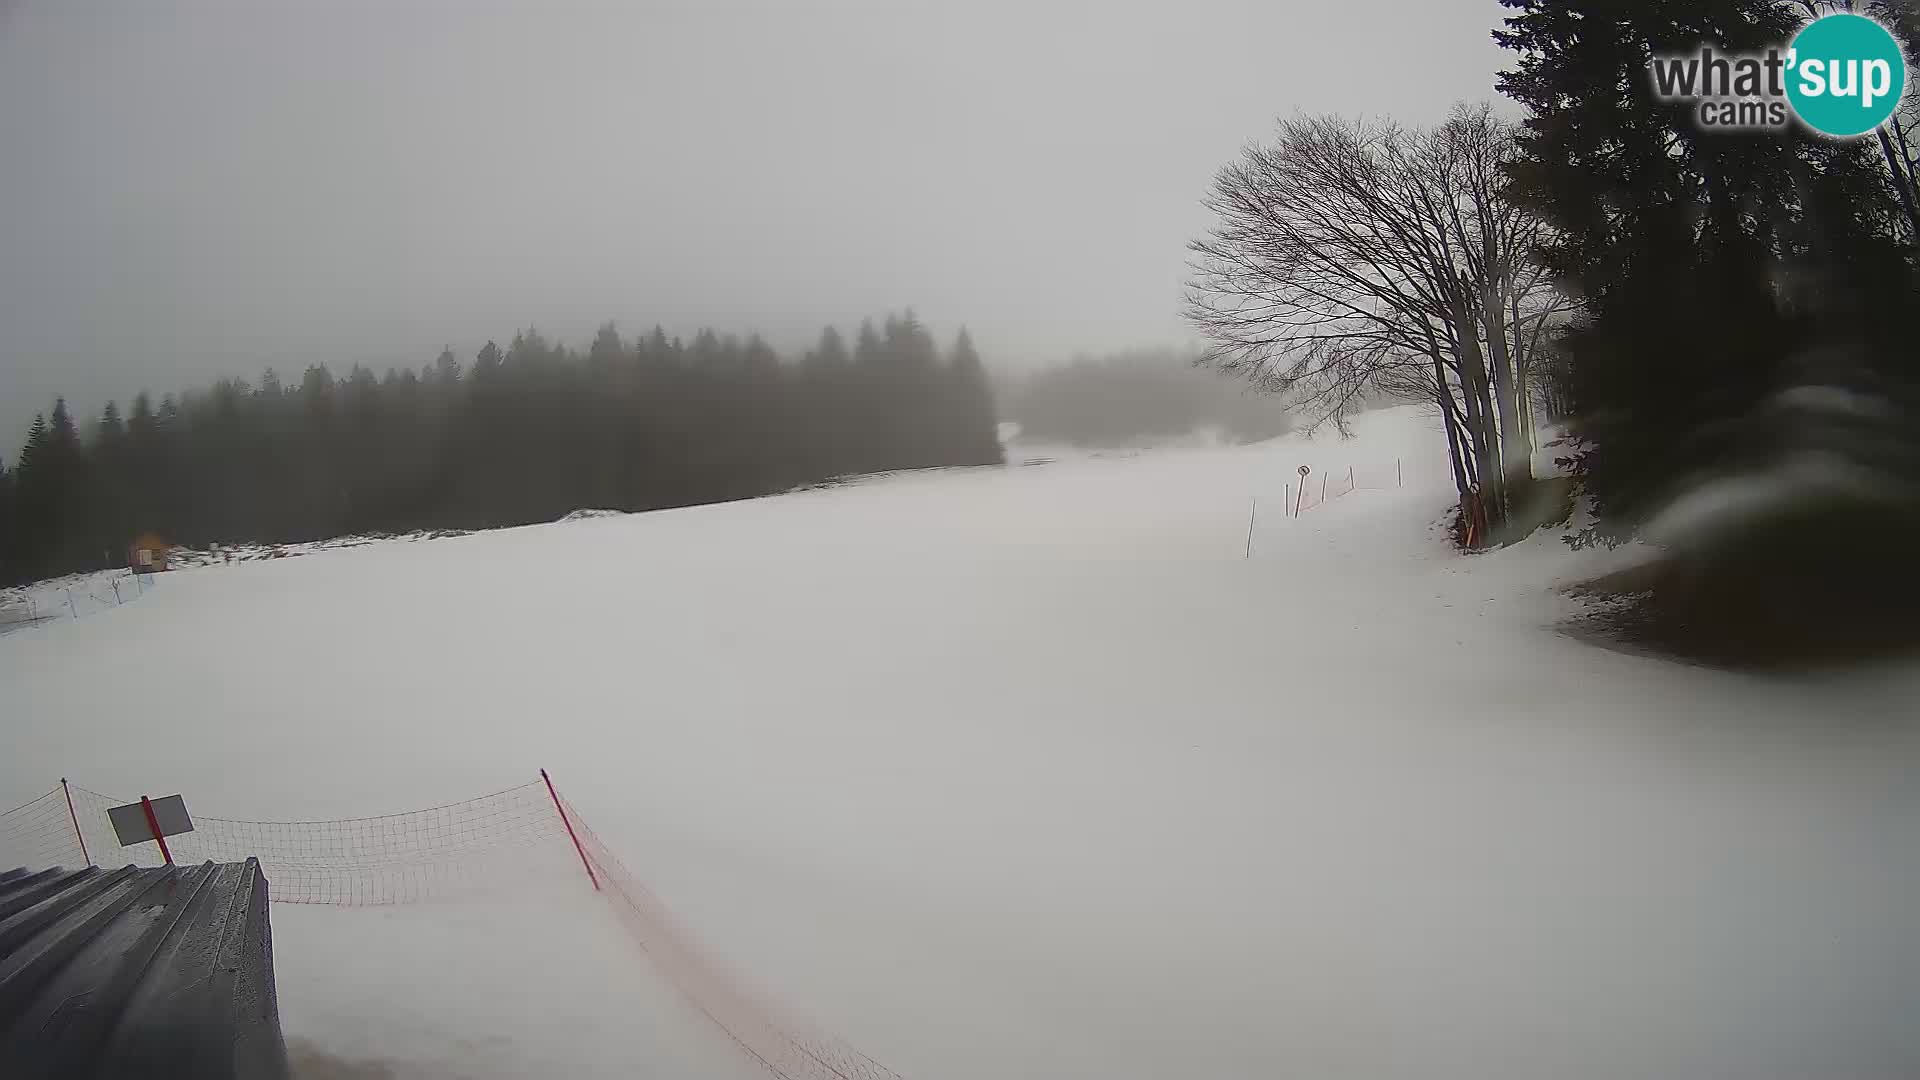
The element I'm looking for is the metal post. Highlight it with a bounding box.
[541,769,601,891]
[140,795,173,865]
[1320,472,1327,500]
[1244,497,1257,559]
[60,778,91,867]
[1397,457,1403,487]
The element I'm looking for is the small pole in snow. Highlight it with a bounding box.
[1348,464,1355,490]
[1244,497,1257,558]
[1320,472,1328,501]
[112,580,122,605]
[61,778,91,867]
[541,769,601,892]
[139,795,173,865]
[1397,457,1403,487]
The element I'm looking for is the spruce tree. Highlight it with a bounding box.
[1497,0,1909,536]
[946,329,1003,465]
[853,319,883,368]
[11,415,52,577]
[90,401,132,562]
[1499,0,1920,663]
[0,454,15,585]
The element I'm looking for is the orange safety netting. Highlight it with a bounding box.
[45,781,579,905]
[560,793,904,1080]
[0,776,906,1080]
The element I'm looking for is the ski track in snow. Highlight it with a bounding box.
[3,405,1917,1079]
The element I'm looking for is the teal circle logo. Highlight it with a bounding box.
[1786,13,1906,138]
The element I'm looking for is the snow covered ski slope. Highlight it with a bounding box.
[2,404,1916,1079]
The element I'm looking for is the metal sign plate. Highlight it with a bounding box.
[107,795,195,847]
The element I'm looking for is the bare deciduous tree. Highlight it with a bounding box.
[1185,103,1569,531]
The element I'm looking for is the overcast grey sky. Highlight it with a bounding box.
[0,0,1509,448]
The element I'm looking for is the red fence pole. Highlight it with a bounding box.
[541,769,601,891]
[60,778,91,867]
[140,795,173,865]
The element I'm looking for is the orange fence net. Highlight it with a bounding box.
[1,776,906,1079]
[559,792,904,1080]
[40,781,580,905]
[0,788,87,873]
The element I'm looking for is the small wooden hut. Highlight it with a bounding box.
[129,532,173,574]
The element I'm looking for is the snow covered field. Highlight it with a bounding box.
[3,404,1917,1079]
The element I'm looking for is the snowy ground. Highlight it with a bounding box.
[3,404,1917,1079]
[0,531,470,637]
[0,566,151,633]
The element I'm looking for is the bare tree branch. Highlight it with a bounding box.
[1185,106,1572,518]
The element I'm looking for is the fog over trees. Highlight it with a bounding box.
[0,313,1002,584]
[1001,348,1292,448]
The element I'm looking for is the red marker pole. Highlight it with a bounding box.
[541,769,600,891]
[140,795,173,865]
[60,778,91,867]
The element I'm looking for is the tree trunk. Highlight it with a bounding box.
[1449,287,1505,528]
[1434,353,1472,499]
[1481,278,1531,507]
[1510,293,1535,451]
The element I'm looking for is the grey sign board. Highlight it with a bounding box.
[107,795,196,847]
